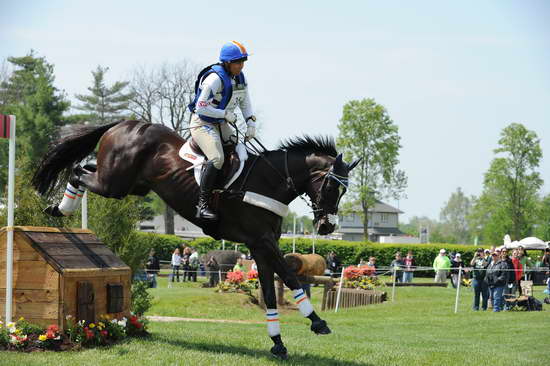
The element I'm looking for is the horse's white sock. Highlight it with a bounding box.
[58,183,85,215]
[293,289,313,317]
[266,309,280,337]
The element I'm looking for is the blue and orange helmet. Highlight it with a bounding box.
[220,41,249,63]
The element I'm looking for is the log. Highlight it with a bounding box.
[284,254,326,276]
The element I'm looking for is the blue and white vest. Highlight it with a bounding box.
[188,64,246,123]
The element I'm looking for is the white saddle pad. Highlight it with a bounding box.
[178,141,248,189]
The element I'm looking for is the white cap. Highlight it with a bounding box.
[439,249,446,254]
[455,253,461,257]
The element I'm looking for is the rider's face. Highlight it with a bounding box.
[227,60,244,76]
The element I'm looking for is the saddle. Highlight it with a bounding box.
[180,138,247,189]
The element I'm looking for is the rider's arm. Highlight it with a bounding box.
[239,85,254,120]
[195,73,226,119]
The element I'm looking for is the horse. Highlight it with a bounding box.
[31,120,359,359]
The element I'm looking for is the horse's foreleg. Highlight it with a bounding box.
[249,246,288,360]
[260,234,331,335]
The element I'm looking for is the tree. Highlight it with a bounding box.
[471,123,543,243]
[281,211,314,234]
[75,65,133,124]
[337,98,407,240]
[534,194,550,241]
[439,187,475,244]
[0,52,70,191]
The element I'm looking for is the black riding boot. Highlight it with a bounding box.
[196,161,219,221]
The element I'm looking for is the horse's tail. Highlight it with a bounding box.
[32,121,122,198]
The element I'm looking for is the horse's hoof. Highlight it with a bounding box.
[311,320,331,335]
[270,343,288,360]
[43,205,64,217]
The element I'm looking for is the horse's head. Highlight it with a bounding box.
[307,153,361,235]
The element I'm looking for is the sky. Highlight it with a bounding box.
[1,0,549,222]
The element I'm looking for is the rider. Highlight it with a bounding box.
[188,41,257,221]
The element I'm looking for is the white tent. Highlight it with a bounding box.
[502,236,549,250]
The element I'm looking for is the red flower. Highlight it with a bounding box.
[227,270,245,284]
[343,266,362,280]
[100,330,108,337]
[247,270,258,280]
[135,322,143,329]
[85,330,94,340]
[130,315,138,324]
[47,324,59,333]
[46,330,55,339]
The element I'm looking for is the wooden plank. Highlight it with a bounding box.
[63,268,130,277]
[0,226,92,234]
[0,261,59,290]
[0,288,58,303]
[15,302,59,318]
[77,282,95,323]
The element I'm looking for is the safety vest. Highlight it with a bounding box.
[188,64,246,123]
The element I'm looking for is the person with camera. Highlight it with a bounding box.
[470,248,489,311]
[485,250,508,312]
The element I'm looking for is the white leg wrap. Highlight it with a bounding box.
[266,309,280,337]
[58,183,85,216]
[293,289,314,317]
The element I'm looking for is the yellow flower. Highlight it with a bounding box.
[89,323,95,328]
[98,322,105,328]
[38,334,47,341]
[18,317,24,321]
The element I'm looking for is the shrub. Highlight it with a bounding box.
[134,232,188,261]
[131,280,153,316]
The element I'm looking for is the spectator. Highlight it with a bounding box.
[326,251,341,278]
[433,249,451,283]
[233,257,246,272]
[485,251,508,312]
[450,253,465,288]
[171,248,182,283]
[511,249,524,295]
[470,248,489,311]
[146,249,160,288]
[358,258,367,267]
[542,248,550,295]
[188,248,200,282]
[363,257,377,277]
[403,251,416,283]
[181,246,191,282]
[501,248,515,309]
[206,255,220,287]
[517,246,532,280]
[390,252,404,283]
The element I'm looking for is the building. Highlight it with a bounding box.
[337,201,408,242]
[139,214,207,239]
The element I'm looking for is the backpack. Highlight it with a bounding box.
[517,296,543,311]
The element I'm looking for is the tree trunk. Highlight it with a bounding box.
[164,206,175,235]
[363,207,369,242]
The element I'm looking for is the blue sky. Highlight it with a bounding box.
[1,0,549,221]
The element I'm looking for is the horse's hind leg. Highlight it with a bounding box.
[249,246,288,360]
[74,163,135,199]
[258,233,331,335]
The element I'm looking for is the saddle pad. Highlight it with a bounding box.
[178,141,248,189]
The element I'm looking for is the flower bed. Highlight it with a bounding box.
[0,314,148,352]
[342,265,384,290]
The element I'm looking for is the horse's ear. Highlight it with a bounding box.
[347,157,362,171]
[333,153,345,173]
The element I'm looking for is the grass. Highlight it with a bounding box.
[1,276,549,366]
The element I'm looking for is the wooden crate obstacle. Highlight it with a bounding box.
[0,226,131,329]
[324,288,386,310]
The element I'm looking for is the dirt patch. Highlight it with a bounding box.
[146,316,263,325]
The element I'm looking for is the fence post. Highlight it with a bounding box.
[391,266,397,302]
[454,267,462,313]
[334,269,345,313]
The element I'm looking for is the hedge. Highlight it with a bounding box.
[134,231,479,275]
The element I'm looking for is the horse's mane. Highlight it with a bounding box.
[276,135,338,157]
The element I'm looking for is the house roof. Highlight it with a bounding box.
[10,226,129,273]
[338,227,405,235]
[346,200,404,214]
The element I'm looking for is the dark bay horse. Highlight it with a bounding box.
[32,120,359,359]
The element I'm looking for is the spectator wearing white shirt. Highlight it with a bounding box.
[171,248,182,282]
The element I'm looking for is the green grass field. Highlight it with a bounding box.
[2,276,549,366]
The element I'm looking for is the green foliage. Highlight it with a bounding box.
[439,187,475,244]
[74,65,133,124]
[134,231,188,261]
[281,211,314,234]
[336,98,407,239]
[470,123,543,243]
[534,194,550,241]
[0,52,70,190]
[131,280,153,316]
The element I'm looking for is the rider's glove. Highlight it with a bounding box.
[245,119,256,141]
[225,110,237,123]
